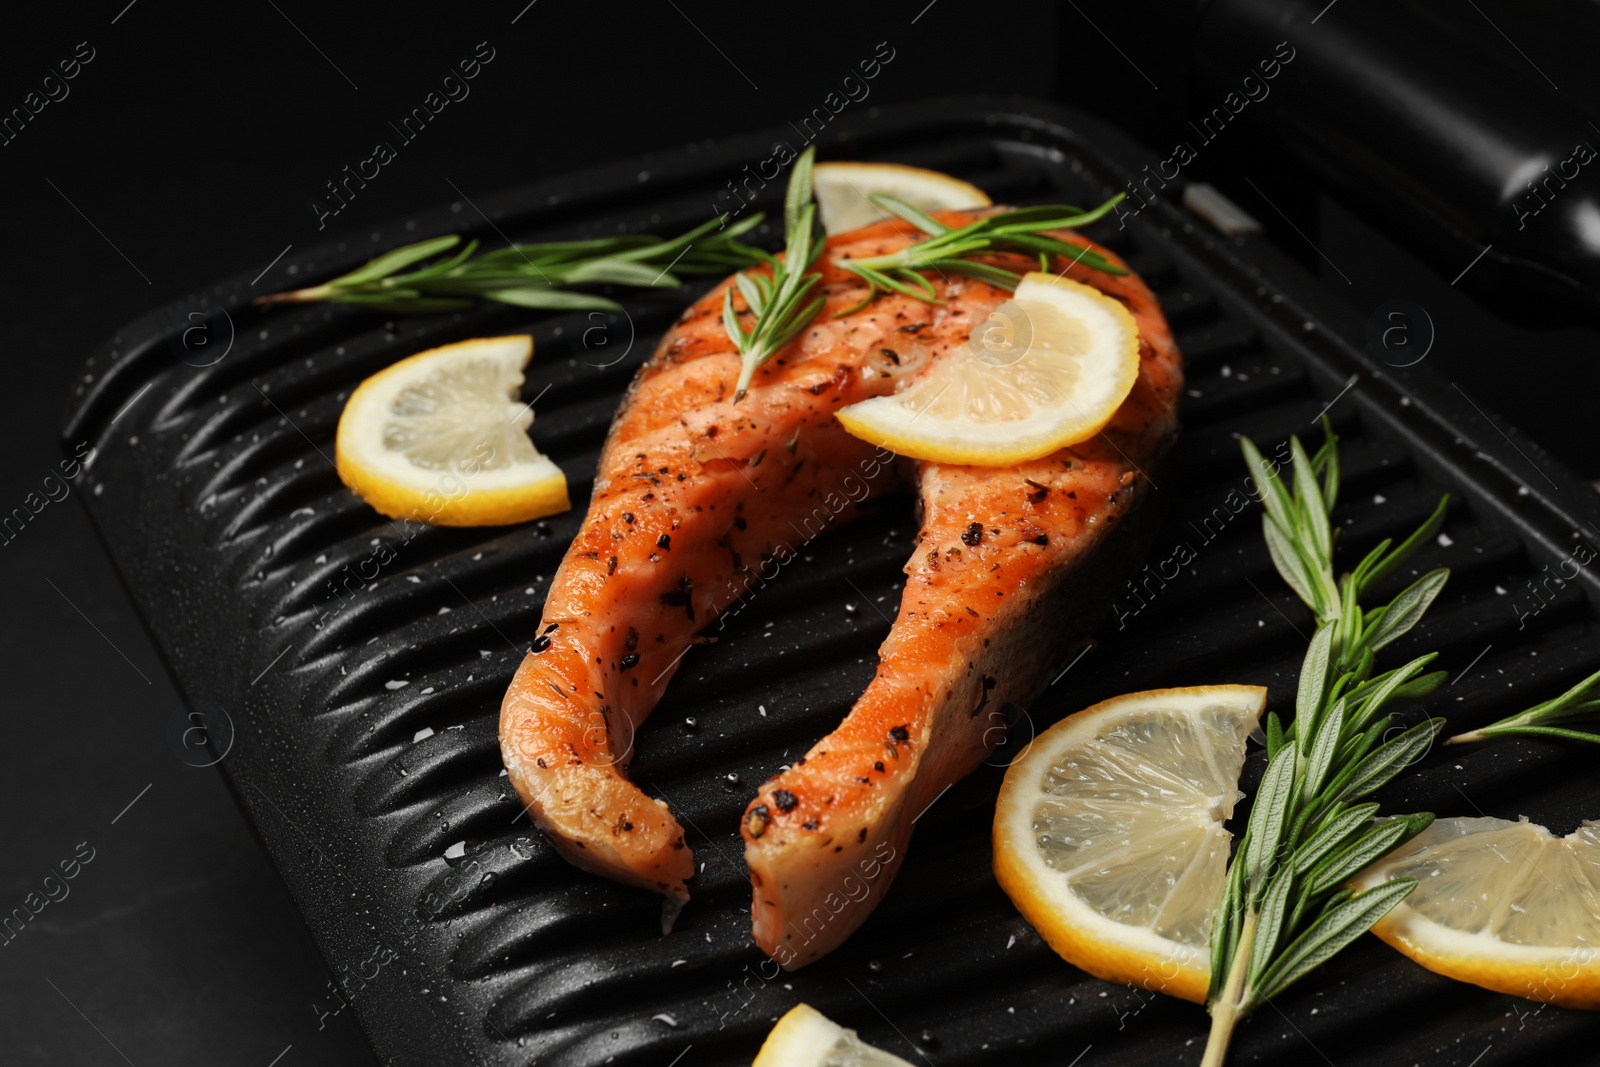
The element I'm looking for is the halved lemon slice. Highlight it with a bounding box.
[1351,816,1600,1008]
[335,335,570,527]
[994,685,1267,1003]
[835,272,1140,466]
[753,1003,915,1067]
[812,161,991,236]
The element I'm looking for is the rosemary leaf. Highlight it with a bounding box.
[721,146,828,401]
[1251,879,1417,1006]
[1242,438,1296,530]
[1359,495,1450,596]
[1241,747,1297,902]
[1446,663,1600,745]
[1265,712,1286,760]
[1305,815,1426,896]
[1289,437,1332,561]
[1476,723,1600,743]
[1342,718,1443,800]
[833,192,1129,313]
[1365,570,1449,651]
[339,235,463,286]
[1346,654,1438,732]
[1302,697,1345,798]
[1208,837,1250,990]
[1295,625,1335,741]
[784,145,817,238]
[1291,803,1381,876]
[483,288,623,311]
[1247,871,1295,983]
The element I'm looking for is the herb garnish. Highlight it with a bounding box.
[833,193,1128,314]
[1202,420,1453,1066]
[261,156,1133,398]
[255,215,766,315]
[1446,663,1600,745]
[720,145,827,400]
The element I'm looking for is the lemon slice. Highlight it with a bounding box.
[812,161,991,236]
[335,335,569,527]
[993,685,1267,1003]
[1351,816,1600,1008]
[752,1004,916,1067]
[835,272,1140,466]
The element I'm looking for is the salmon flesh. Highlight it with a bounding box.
[498,212,1182,951]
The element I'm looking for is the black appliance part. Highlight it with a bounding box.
[1192,0,1600,327]
[64,99,1600,1065]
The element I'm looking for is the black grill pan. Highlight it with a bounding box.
[64,99,1600,1066]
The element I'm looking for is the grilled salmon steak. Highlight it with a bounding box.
[499,211,1181,947]
[742,247,1181,965]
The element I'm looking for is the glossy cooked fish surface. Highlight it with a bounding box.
[499,213,1011,921]
[739,236,1182,969]
[497,211,1181,955]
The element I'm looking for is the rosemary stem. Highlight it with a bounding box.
[253,285,331,306]
[1447,706,1548,744]
[1203,908,1257,1067]
[1442,729,1484,745]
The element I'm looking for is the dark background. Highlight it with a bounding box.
[1,1,1594,1064]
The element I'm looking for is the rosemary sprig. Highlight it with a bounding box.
[1446,664,1600,745]
[721,145,827,401]
[833,193,1128,315]
[1202,420,1453,1067]
[255,215,766,315]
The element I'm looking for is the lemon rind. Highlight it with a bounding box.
[1353,819,1600,1009]
[813,161,992,236]
[752,1003,915,1067]
[334,334,570,527]
[836,273,1140,466]
[993,685,1267,1004]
